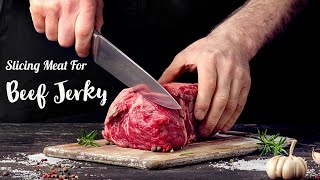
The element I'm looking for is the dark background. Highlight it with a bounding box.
[0,0,319,123]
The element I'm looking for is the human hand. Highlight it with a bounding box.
[159,33,252,138]
[29,0,104,57]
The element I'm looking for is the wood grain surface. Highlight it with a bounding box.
[43,132,295,169]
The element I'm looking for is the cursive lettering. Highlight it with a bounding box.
[6,80,49,109]
[54,80,107,106]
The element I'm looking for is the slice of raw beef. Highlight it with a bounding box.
[102,83,198,151]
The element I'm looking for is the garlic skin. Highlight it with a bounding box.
[266,140,307,180]
[312,148,320,165]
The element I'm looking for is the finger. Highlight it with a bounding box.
[29,0,45,33]
[158,53,187,84]
[45,11,59,41]
[194,61,216,121]
[210,79,242,135]
[30,8,45,33]
[58,11,76,48]
[75,6,96,57]
[198,75,231,138]
[95,0,104,33]
[222,85,250,132]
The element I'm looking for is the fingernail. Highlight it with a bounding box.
[195,109,205,120]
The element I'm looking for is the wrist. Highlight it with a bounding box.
[206,26,258,63]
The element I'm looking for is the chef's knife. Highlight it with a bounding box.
[92,30,181,109]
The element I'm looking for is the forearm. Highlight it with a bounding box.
[208,0,308,61]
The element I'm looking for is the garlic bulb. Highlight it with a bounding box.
[266,140,307,180]
[312,148,320,165]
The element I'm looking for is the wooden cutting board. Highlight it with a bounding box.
[43,132,294,169]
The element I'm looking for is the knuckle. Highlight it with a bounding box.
[178,50,191,63]
[30,3,43,15]
[75,27,92,38]
[174,52,184,62]
[29,0,40,8]
[201,49,213,57]
[165,64,180,76]
[46,0,60,14]
[237,103,245,110]
[197,101,211,113]
[225,101,238,112]
[201,49,218,61]
[242,86,251,96]
[173,54,180,61]
[237,99,247,108]
[207,79,216,90]
[245,77,252,87]
[222,60,234,75]
[217,59,235,76]
[215,96,228,108]
[62,0,75,14]
[164,67,174,75]
[238,68,250,80]
[210,114,221,120]
[235,67,245,78]
[29,7,36,14]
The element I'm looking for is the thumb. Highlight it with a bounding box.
[95,0,104,33]
[158,54,186,84]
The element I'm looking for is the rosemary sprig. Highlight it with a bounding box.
[77,129,99,147]
[257,129,287,156]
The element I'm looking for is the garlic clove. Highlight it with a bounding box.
[297,157,308,173]
[312,148,320,165]
[293,157,307,179]
[275,156,286,178]
[282,157,296,180]
[266,156,281,179]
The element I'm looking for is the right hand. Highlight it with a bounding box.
[29,0,104,57]
[159,33,252,138]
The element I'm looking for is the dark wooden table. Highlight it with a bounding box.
[0,123,319,180]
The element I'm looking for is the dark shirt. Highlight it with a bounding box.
[0,0,318,124]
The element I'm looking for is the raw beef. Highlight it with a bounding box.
[102,83,198,151]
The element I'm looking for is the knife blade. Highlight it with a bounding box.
[92,31,181,109]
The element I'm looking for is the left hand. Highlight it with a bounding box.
[159,34,251,138]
